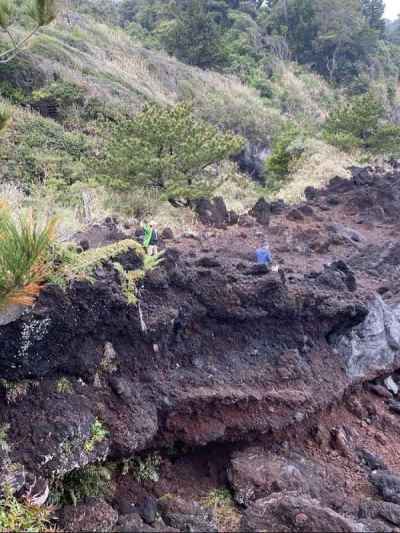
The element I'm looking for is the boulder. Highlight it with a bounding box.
[360,498,400,526]
[335,296,400,381]
[161,227,174,240]
[304,187,319,201]
[357,449,387,472]
[328,223,365,244]
[59,498,118,532]
[388,399,400,414]
[385,376,399,395]
[368,384,393,399]
[116,514,154,532]
[248,198,271,226]
[241,493,365,532]
[370,471,400,504]
[228,448,346,509]
[158,495,217,532]
[193,197,233,228]
[287,209,305,222]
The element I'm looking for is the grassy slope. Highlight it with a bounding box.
[0,10,358,232]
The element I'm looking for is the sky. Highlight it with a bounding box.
[385,0,399,20]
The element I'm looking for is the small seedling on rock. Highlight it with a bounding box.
[84,419,108,453]
[56,377,73,394]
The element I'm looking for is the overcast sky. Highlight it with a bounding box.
[385,0,399,20]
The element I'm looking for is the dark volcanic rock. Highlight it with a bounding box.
[360,498,400,526]
[193,197,233,228]
[228,448,346,508]
[158,495,217,532]
[248,198,271,226]
[241,493,365,532]
[287,208,305,222]
[59,498,118,532]
[370,471,400,504]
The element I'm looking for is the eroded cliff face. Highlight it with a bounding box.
[2,164,400,531]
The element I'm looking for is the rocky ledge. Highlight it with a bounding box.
[1,163,400,531]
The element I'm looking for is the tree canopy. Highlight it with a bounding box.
[101,103,244,206]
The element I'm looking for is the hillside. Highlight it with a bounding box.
[0,7,358,237]
[1,1,400,531]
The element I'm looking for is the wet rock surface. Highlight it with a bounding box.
[2,163,400,530]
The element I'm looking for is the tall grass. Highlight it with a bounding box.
[0,204,57,308]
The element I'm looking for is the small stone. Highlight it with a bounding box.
[295,513,308,525]
[385,376,399,395]
[294,412,305,423]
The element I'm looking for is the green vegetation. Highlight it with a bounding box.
[324,92,400,156]
[122,452,161,483]
[0,487,54,532]
[102,103,244,206]
[56,377,73,394]
[265,124,304,190]
[0,204,56,308]
[201,488,241,532]
[0,0,56,64]
[51,464,113,507]
[49,239,144,286]
[0,102,10,131]
[157,0,226,69]
[83,418,108,453]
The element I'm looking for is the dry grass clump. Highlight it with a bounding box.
[201,488,241,532]
[270,62,338,123]
[276,138,358,203]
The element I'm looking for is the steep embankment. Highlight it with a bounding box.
[1,164,400,531]
[0,10,345,204]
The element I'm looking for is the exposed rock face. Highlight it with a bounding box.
[2,163,400,531]
[241,493,365,532]
[228,448,346,508]
[59,498,118,532]
[334,296,400,381]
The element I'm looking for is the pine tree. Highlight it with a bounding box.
[0,0,57,64]
[102,103,244,206]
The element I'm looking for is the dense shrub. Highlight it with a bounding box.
[265,124,305,191]
[324,92,400,155]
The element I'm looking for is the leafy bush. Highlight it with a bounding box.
[102,103,244,206]
[265,124,304,191]
[0,110,93,189]
[324,92,400,155]
[0,204,56,308]
[31,80,86,114]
